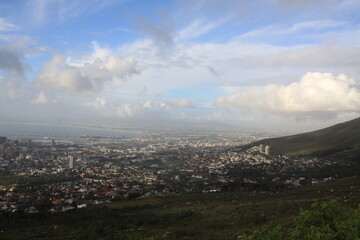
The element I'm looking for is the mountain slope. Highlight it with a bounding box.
[249,117,360,162]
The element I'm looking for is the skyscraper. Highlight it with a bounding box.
[265,145,270,155]
[68,155,74,169]
[259,144,264,153]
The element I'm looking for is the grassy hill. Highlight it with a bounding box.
[1,177,359,240]
[249,117,360,162]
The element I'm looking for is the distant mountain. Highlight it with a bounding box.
[248,117,360,162]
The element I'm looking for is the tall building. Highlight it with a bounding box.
[259,144,264,153]
[51,139,55,147]
[265,145,270,155]
[21,138,32,148]
[0,137,7,144]
[68,155,74,169]
[7,146,14,158]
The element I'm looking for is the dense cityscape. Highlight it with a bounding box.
[1,0,359,238]
[0,132,342,214]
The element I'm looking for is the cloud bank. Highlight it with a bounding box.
[216,72,360,114]
[83,97,107,108]
[1,0,360,131]
[233,45,360,70]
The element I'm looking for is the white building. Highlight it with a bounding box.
[265,145,270,155]
[68,155,74,169]
[259,144,264,153]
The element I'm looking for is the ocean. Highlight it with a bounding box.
[0,122,142,140]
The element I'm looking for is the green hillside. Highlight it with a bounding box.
[1,177,359,240]
[251,117,360,162]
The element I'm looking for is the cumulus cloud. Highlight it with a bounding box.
[83,97,106,108]
[105,56,137,77]
[36,55,93,93]
[171,99,194,108]
[115,98,170,118]
[113,97,196,120]
[215,72,360,114]
[31,92,48,104]
[116,103,136,117]
[31,92,58,105]
[35,54,136,94]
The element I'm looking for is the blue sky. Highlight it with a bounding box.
[0,0,360,132]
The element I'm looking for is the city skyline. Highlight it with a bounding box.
[1,0,360,132]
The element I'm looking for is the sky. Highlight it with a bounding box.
[0,0,360,133]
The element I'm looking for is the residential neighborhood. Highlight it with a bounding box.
[0,133,342,214]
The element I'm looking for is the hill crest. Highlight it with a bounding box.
[249,117,360,162]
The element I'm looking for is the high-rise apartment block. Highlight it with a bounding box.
[259,144,264,153]
[265,145,270,155]
[68,155,74,169]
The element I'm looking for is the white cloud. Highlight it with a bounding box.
[0,18,18,32]
[171,99,193,108]
[2,0,359,131]
[83,97,106,108]
[116,103,135,117]
[178,18,226,41]
[176,99,192,108]
[31,92,48,104]
[36,54,94,93]
[240,20,346,38]
[30,91,58,105]
[84,41,112,62]
[114,98,171,118]
[105,56,137,77]
[215,72,360,114]
[112,96,197,121]
[287,20,346,32]
[35,54,136,94]
[233,45,360,70]
[112,37,288,96]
